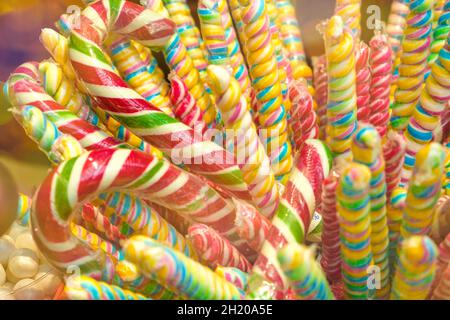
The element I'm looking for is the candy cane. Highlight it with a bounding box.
[334,0,361,41]
[323,15,358,163]
[251,139,331,297]
[355,42,371,122]
[110,38,173,117]
[368,33,393,140]
[351,125,390,299]
[207,65,280,218]
[278,244,334,300]
[80,204,126,244]
[337,163,374,300]
[31,148,255,278]
[188,223,252,272]
[401,32,450,186]
[391,0,434,131]
[68,0,251,200]
[391,236,438,300]
[238,0,293,182]
[400,142,445,241]
[65,275,147,300]
[123,235,244,299]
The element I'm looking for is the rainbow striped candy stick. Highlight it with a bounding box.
[387,187,407,274]
[31,148,255,279]
[400,142,445,241]
[216,0,252,100]
[68,0,251,201]
[428,1,449,66]
[161,0,209,83]
[228,0,247,49]
[334,0,361,41]
[95,192,196,258]
[110,38,174,116]
[188,223,252,272]
[387,0,410,64]
[337,163,374,300]
[323,15,358,163]
[207,65,280,218]
[16,193,31,227]
[215,266,249,291]
[250,139,331,298]
[351,125,390,299]
[7,62,129,151]
[39,32,163,158]
[65,275,147,300]
[198,0,229,66]
[238,0,293,183]
[146,0,215,124]
[401,32,450,186]
[123,235,244,300]
[278,243,335,300]
[391,0,434,131]
[391,235,438,300]
[368,33,393,140]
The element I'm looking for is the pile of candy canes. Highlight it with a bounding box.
[0,0,449,300]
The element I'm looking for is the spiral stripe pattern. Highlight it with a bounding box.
[123,235,244,299]
[67,0,250,200]
[355,42,371,122]
[278,243,335,300]
[391,0,434,131]
[313,55,328,140]
[391,236,438,300]
[429,0,450,66]
[337,163,374,300]
[386,187,407,273]
[215,266,249,290]
[16,193,31,227]
[387,0,410,62]
[239,0,293,182]
[383,131,406,199]
[335,0,361,41]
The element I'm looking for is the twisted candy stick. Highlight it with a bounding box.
[323,16,358,163]
[401,32,450,186]
[228,0,247,50]
[251,140,331,296]
[355,42,371,122]
[216,266,249,291]
[386,0,410,63]
[238,0,293,182]
[429,233,450,297]
[217,0,252,99]
[351,125,390,298]
[428,0,450,66]
[123,235,244,300]
[198,0,229,66]
[320,171,341,284]
[430,195,450,244]
[312,55,328,140]
[288,79,319,149]
[51,135,86,164]
[400,143,446,240]
[188,224,252,272]
[368,33,393,140]
[431,265,450,299]
[387,187,407,272]
[391,236,438,300]
[71,224,123,262]
[383,131,406,199]
[65,275,147,300]
[110,39,173,116]
[16,193,31,227]
[162,0,209,84]
[335,0,361,41]
[337,163,374,300]
[278,243,335,300]
[7,62,128,151]
[391,0,434,131]
[207,65,280,218]
[68,0,250,200]
[168,73,207,133]
[80,204,126,243]
[96,192,195,258]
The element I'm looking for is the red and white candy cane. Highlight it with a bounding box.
[188,224,252,272]
[355,42,372,122]
[7,62,127,151]
[67,0,251,201]
[31,148,255,279]
[81,204,126,244]
[250,139,332,298]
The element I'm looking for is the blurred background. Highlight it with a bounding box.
[0,0,392,193]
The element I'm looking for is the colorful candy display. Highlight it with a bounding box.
[355,42,372,122]
[386,0,410,63]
